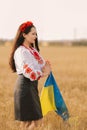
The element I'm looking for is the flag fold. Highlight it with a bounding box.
[40,72,69,120]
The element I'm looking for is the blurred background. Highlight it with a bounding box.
[0,0,87,43]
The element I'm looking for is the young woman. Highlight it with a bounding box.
[9,21,51,130]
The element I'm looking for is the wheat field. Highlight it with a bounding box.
[0,45,87,130]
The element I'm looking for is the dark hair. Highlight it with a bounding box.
[9,24,40,72]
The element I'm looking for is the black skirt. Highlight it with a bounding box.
[14,74,43,121]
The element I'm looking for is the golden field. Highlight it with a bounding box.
[0,45,87,130]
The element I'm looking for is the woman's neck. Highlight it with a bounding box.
[23,41,32,49]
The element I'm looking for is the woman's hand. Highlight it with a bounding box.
[42,60,51,77]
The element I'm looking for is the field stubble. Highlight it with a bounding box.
[0,45,87,130]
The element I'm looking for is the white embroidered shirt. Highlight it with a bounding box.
[14,45,45,81]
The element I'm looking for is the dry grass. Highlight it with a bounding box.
[0,45,87,130]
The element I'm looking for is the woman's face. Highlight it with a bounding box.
[23,27,37,44]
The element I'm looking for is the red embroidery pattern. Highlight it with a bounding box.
[33,51,41,60]
[23,64,32,73]
[23,64,28,69]
[22,46,44,80]
[31,49,44,64]
[30,72,37,80]
[25,67,32,73]
[22,45,44,64]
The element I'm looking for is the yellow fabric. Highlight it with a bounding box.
[40,85,57,116]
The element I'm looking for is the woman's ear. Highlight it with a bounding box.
[23,33,26,38]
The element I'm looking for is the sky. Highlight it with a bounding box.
[0,0,87,40]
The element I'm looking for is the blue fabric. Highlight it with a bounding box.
[44,72,69,120]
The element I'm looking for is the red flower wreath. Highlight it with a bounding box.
[20,21,33,32]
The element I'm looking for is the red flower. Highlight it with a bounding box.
[30,72,36,80]
[25,67,32,73]
[20,21,33,32]
[23,64,28,69]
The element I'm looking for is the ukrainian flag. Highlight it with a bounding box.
[40,72,69,120]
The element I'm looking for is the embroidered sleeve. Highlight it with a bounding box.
[22,50,43,81]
